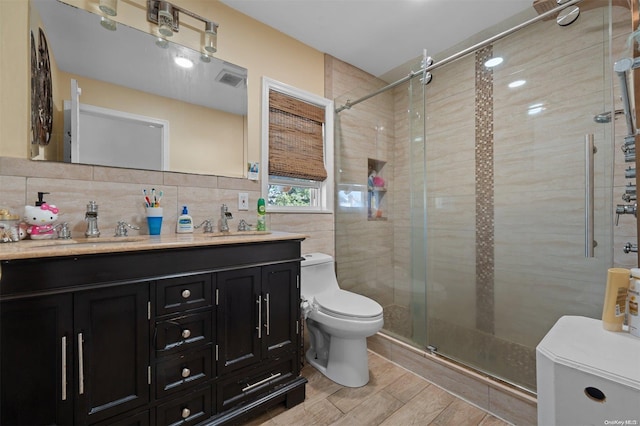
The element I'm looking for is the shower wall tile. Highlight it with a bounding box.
[0,175,27,213]
[494,269,603,347]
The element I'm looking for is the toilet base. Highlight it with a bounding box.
[306,335,370,388]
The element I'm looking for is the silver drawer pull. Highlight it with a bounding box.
[61,336,67,401]
[242,372,282,392]
[181,407,191,419]
[77,333,85,395]
[181,289,191,299]
[181,329,191,339]
[181,368,191,378]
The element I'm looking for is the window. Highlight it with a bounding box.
[261,77,334,213]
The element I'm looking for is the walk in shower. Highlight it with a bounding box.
[332,0,630,391]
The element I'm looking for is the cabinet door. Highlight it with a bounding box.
[262,262,300,360]
[217,268,261,375]
[0,294,74,425]
[74,283,150,424]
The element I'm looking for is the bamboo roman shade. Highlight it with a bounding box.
[268,90,327,182]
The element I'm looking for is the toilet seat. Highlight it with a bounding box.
[314,289,382,320]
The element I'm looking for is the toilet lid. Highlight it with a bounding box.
[314,289,383,319]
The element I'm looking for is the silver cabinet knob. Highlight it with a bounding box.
[181,329,191,339]
[181,368,191,378]
[181,289,191,299]
[181,408,191,419]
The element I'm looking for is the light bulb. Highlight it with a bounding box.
[99,0,118,16]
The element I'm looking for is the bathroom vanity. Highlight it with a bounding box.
[0,233,306,425]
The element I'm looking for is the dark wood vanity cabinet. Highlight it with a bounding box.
[0,239,306,425]
[216,262,302,415]
[0,283,150,426]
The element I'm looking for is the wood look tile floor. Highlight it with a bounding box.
[246,351,511,426]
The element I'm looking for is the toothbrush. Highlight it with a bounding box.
[143,189,151,207]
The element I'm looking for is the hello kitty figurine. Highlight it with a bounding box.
[24,203,59,239]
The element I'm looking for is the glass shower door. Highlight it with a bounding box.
[418,4,618,391]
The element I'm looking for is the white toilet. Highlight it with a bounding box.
[300,253,384,387]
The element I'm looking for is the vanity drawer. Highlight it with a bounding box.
[218,357,295,412]
[155,274,213,317]
[156,347,213,397]
[155,311,212,357]
[156,386,212,426]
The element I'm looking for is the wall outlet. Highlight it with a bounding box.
[238,193,249,211]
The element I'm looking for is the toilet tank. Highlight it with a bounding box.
[301,253,340,297]
[536,316,640,426]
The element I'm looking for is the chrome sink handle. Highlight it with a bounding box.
[237,219,252,232]
[54,222,72,239]
[195,219,214,233]
[114,221,140,237]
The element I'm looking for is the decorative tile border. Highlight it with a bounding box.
[475,46,495,334]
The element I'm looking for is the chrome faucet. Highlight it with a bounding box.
[219,204,232,232]
[84,201,100,238]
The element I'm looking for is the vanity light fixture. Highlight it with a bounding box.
[157,1,175,37]
[204,21,218,54]
[147,0,218,53]
[99,0,118,16]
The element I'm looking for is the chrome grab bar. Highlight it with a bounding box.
[585,134,595,258]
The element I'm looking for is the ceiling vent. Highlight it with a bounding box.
[216,69,245,88]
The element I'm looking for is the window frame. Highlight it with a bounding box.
[261,77,334,214]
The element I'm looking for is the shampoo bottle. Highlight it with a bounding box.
[176,205,194,233]
[602,267,630,331]
[629,269,640,337]
[257,198,266,231]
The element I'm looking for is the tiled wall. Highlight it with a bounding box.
[0,157,334,254]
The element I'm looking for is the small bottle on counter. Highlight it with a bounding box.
[257,198,266,231]
[176,205,194,233]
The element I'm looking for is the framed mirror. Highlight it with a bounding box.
[29,0,248,176]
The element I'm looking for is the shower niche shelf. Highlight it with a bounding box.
[368,158,388,221]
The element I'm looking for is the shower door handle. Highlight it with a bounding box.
[585,134,596,257]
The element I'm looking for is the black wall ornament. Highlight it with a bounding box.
[30,28,53,146]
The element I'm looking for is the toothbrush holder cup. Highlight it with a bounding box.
[146,207,163,235]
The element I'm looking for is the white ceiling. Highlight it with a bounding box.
[220,0,537,80]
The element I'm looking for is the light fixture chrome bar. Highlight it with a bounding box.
[336,0,582,113]
[147,0,218,34]
[585,134,595,258]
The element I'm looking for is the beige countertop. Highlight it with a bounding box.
[0,231,307,261]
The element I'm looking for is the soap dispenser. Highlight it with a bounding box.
[23,192,59,240]
[176,205,194,233]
